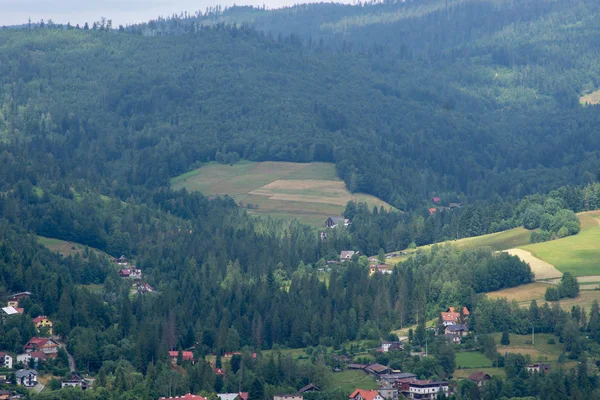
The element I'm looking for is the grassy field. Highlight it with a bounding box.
[521,223,600,277]
[456,352,493,368]
[580,89,600,105]
[454,367,506,379]
[170,161,393,227]
[330,369,378,394]
[37,236,109,258]
[385,227,532,265]
[487,282,600,311]
[492,333,563,362]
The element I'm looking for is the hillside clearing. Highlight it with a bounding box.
[487,282,600,311]
[330,370,378,394]
[454,367,506,379]
[38,236,108,259]
[505,248,563,280]
[580,89,600,105]
[171,161,393,227]
[521,224,600,277]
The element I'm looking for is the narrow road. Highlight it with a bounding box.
[56,339,76,372]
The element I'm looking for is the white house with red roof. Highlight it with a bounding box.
[348,389,384,400]
[23,337,59,358]
[440,307,470,326]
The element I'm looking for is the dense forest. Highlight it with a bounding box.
[1,0,600,398]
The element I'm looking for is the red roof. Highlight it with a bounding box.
[30,351,46,360]
[349,389,381,400]
[159,394,207,400]
[442,307,470,322]
[432,197,441,203]
[169,351,194,361]
[239,393,248,400]
[24,337,58,350]
[428,208,437,215]
[33,316,50,324]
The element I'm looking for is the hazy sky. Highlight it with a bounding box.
[0,0,326,27]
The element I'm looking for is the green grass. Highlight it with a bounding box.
[330,369,378,394]
[521,225,600,277]
[385,227,532,265]
[456,352,493,368]
[170,161,393,228]
[38,235,109,259]
[454,367,506,379]
[491,333,563,362]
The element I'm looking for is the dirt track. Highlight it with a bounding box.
[505,248,563,280]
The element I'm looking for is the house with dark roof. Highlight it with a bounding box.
[273,395,303,400]
[61,372,89,390]
[467,371,491,387]
[365,363,391,377]
[15,369,38,387]
[396,378,449,400]
[326,216,351,228]
[527,363,550,373]
[444,324,469,337]
[298,384,320,393]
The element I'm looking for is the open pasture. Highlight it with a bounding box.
[171,161,393,227]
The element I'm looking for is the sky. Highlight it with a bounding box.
[0,0,324,27]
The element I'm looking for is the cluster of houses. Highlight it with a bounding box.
[115,256,157,294]
[440,307,470,344]
[428,197,463,216]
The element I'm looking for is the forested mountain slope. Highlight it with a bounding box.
[2,0,600,211]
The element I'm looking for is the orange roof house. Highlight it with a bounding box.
[441,307,470,326]
[349,390,384,400]
[169,351,194,364]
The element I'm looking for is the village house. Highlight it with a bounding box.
[15,369,38,387]
[114,255,129,265]
[380,373,417,388]
[370,264,393,275]
[527,363,550,374]
[159,394,207,400]
[467,372,491,387]
[298,384,320,393]
[376,341,403,353]
[364,363,391,377]
[32,316,53,335]
[432,197,441,204]
[2,306,22,317]
[6,292,32,307]
[119,267,142,280]
[61,372,89,390]
[217,393,249,400]
[0,390,9,400]
[136,282,156,294]
[23,337,59,358]
[340,251,357,261]
[396,378,449,400]
[169,351,194,365]
[17,353,31,366]
[325,216,351,228]
[0,352,13,369]
[377,387,397,400]
[349,389,384,400]
[444,324,469,337]
[440,307,469,326]
[273,395,303,400]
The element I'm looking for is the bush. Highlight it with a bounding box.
[547,338,556,344]
[501,331,510,345]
